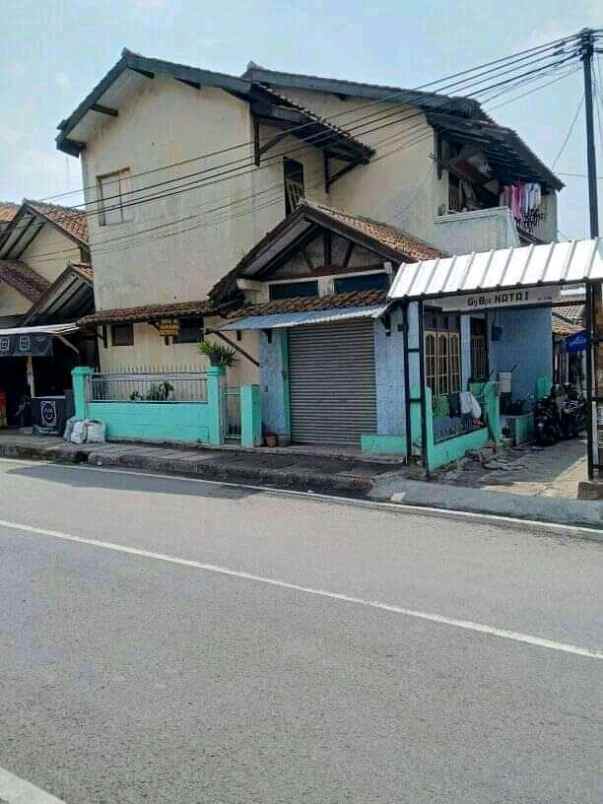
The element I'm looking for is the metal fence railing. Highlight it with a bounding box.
[90,370,208,403]
[432,390,488,443]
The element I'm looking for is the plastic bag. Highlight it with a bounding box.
[85,419,106,444]
[70,419,88,444]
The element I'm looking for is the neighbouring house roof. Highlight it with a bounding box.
[24,200,88,244]
[389,239,603,302]
[0,202,19,224]
[0,199,88,260]
[242,62,484,117]
[552,315,583,337]
[23,262,94,325]
[77,298,221,327]
[210,199,443,305]
[55,49,372,166]
[224,288,387,319]
[0,260,51,302]
[552,301,586,326]
[425,112,563,191]
[242,63,562,190]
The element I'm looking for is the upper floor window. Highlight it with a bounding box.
[334,273,389,294]
[98,168,133,226]
[284,159,304,216]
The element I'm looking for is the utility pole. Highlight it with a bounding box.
[580,28,600,480]
[580,28,599,238]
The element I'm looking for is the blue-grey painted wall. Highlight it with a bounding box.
[460,315,471,389]
[374,307,404,435]
[488,307,552,400]
[259,330,289,435]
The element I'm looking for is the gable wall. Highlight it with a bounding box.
[0,283,30,317]
[81,77,329,314]
[20,224,82,283]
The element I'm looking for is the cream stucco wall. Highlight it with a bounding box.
[0,284,30,317]
[20,225,81,283]
[81,78,328,316]
[99,321,259,387]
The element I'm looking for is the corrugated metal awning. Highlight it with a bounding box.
[388,239,603,301]
[218,304,389,331]
[0,323,78,336]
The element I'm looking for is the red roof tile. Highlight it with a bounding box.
[24,199,88,244]
[78,299,219,326]
[226,289,387,318]
[0,202,19,224]
[0,260,51,302]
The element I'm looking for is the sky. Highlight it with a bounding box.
[0,0,601,239]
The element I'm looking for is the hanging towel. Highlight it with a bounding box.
[459,391,473,415]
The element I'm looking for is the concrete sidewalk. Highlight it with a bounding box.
[0,432,399,497]
[1,431,602,530]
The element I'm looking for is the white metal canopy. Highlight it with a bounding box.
[0,323,79,336]
[218,305,388,331]
[388,238,603,302]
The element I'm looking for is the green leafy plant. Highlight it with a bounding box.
[199,340,238,368]
[130,381,174,402]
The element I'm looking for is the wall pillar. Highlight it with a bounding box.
[241,384,262,447]
[259,330,291,442]
[206,366,225,445]
[71,366,92,419]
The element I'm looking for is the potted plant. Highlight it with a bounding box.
[264,431,278,448]
[199,340,238,368]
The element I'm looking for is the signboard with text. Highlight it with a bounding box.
[0,334,53,357]
[434,285,563,313]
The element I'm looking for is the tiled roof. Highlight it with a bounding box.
[226,289,387,318]
[552,315,583,337]
[69,262,94,282]
[553,302,585,327]
[0,202,19,224]
[210,200,443,304]
[0,260,51,302]
[306,201,443,261]
[24,199,88,244]
[78,299,218,326]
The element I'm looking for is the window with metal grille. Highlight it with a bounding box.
[284,159,304,216]
[425,331,461,396]
[470,318,488,380]
[97,168,133,226]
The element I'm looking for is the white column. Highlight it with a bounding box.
[26,356,35,397]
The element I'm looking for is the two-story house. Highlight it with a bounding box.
[57,50,562,447]
[0,200,95,423]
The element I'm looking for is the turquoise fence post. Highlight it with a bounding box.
[206,366,225,445]
[423,385,435,471]
[240,384,262,447]
[71,366,92,419]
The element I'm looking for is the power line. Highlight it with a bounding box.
[13,47,580,267]
[551,91,585,168]
[29,43,581,229]
[38,31,582,206]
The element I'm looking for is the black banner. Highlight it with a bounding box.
[0,333,53,357]
[31,396,69,436]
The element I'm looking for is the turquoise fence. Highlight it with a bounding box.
[72,366,262,446]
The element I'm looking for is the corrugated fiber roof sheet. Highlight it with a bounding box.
[389,239,603,301]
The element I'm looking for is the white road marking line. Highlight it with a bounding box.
[1,517,602,661]
[0,767,65,803]
[0,456,600,540]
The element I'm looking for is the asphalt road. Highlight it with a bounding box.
[0,457,601,803]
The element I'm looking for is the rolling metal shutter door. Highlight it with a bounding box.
[288,319,377,445]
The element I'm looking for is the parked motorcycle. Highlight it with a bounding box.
[533,394,562,446]
[558,386,586,439]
